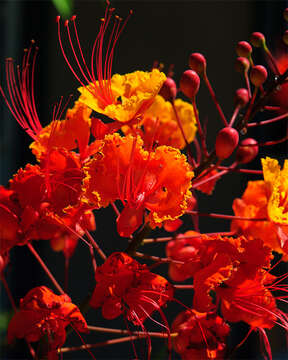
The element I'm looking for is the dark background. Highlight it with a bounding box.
[0,0,287,359]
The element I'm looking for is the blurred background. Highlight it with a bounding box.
[0,0,287,358]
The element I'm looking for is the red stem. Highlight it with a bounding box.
[248,112,288,127]
[85,230,107,260]
[203,72,228,126]
[187,210,267,221]
[59,335,147,353]
[0,274,17,310]
[191,97,209,157]
[86,325,175,338]
[27,243,65,294]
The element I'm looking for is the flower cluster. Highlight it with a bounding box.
[1,2,288,359]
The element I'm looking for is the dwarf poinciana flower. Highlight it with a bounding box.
[57,2,166,124]
[8,286,88,351]
[232,157,288,257]
[82,133,193,236]
[90,252,173,325]
[122,95,197,149]
[172,310,230,360]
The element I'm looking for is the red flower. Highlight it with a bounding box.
[8,286,88,351]
[172,310,230,360]
[90,252,173,325]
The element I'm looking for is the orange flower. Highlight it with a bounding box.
[122,95,197,149]
[232,157,288,257]
[82,133,193,237]
[30,101,93,160]
[172,310,230,360]
[0,149,95,255]
[57,4,165,123]
[8,286,87,350]
[90,252,173,325]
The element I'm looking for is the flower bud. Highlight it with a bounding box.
[283,30,288,46]
[236,41,252,58]
[283,8,288,22]
[236,138,258,164]
[250,32,266,47]
[250,65,267,86]
[180,70,200,98]
[234,88,249,107]
[235,57,250,73]
[159,77,177,101]
[189,53,206,74]
[215,127,239,159]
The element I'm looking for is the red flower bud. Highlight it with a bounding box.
[180,70,200,98]
[250,32,266,47]
[250,65,267,86]
[236,138,259,164]
[215,127,239,159]
[159,77,177,101]
[234,88,249,107]
[283,8,288,22]
[235,57,250,73]
[236,41,252,58]
[189,53,207,74]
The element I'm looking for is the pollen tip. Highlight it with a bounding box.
[31,39,35,44]
[71,15,76,21]
[64,19,69,27]
[129,10,133,15]
[6,57,13,62]
[56,15,60,23]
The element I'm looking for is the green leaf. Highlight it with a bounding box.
[52,0,74,18]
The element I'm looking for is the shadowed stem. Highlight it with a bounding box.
[126,223,151,255]
[59,335,147,353]
[87,325,177,338]
[142,231,235,244]
[0,274,17,310]
[203,71,228,126]
[187,210,267,221]
[85,230,107,260]
[134,251,184,265]
[27,243,65,295]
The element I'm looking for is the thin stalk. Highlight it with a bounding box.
[27,243,65,294]
[248,112,288,127]
[134,252,184,264]
[173,285,194,289]
[203,71,228,126]
[59,336,146,353]
[0,274,17,310]
[87,325,177,338]
[85,230,107,260]
[191,97,209,157]
[187,210,267,221]
[142,231,235,244]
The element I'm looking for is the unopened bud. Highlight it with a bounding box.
[250,65,267,86]
[180,70,200,98]
[189,53,207,74]
[215,127,239,159]
[235,57,250,73]
[159,77,177,101]
[236,138,259,164]
[236,41,252,58]
[234,88,249,107]
[250,32,266,47]
[284,8,288,22]
[283,30,288,46]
